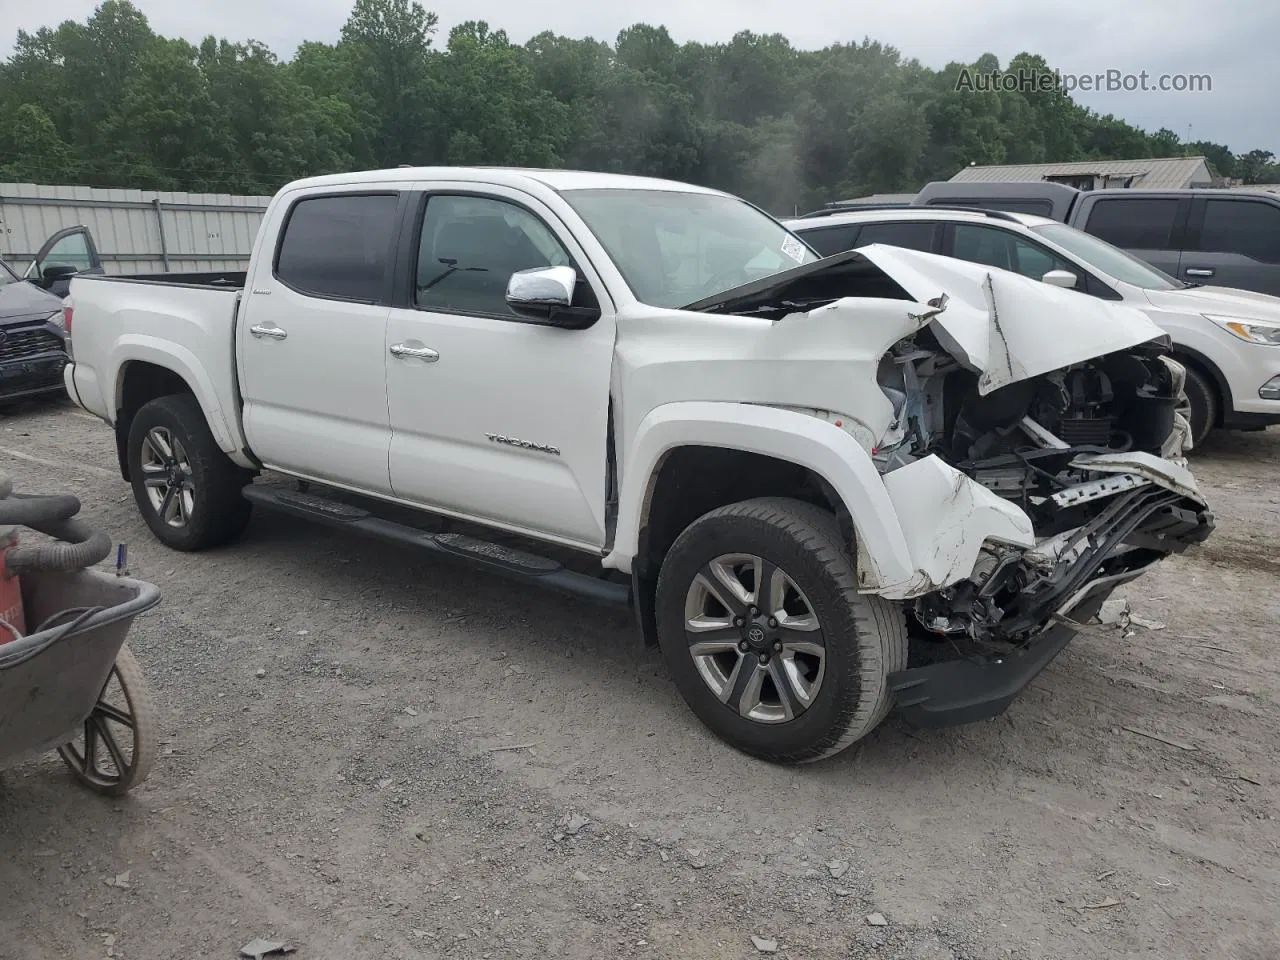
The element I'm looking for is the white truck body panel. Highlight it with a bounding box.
[64,279,251,463]
[64,166,1203,599]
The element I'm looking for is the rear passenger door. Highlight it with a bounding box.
[1075,195,1188,278]
[238,188,409,495]
[1181,196,1280,295]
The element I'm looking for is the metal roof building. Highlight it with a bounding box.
[947,156,1219,190]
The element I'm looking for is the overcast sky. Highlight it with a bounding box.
[6,0,1277,156]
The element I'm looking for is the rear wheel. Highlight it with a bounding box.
[1182,364,1218,448]
[127,393,253,550]
[655,497,907,764]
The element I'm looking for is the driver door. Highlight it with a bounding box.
[28,226,105,297]
[384,186,618,550]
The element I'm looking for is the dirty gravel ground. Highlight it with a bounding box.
[0,396,1277,960]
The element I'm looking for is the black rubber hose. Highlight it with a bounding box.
[6,515,113,574]
[0,492,83,527]
[0,471,113,574]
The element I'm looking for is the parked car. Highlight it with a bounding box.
[0,255,71,404]
[61,167,1212,763]
[903,181,1280,297]
[785,206,1280,446]
[20,225,106,298]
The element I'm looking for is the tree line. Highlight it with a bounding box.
[2,0,1276,214]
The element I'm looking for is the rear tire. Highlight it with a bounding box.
[654,496,907,764]
[127,393,252,551]
[1182,364,1218,448]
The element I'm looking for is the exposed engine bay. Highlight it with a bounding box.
[873,324,1210,648]
[686,242,1215,653]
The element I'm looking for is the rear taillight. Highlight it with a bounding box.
[63,303,73,334]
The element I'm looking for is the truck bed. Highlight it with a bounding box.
[64,271,251,461]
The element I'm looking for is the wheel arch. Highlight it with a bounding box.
[605,402,916,646]
[1169,343,1231,427]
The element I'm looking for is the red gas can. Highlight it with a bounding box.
[0,525,25,641]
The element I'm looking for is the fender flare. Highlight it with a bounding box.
[601,401,916,591]
[111,337,238,453]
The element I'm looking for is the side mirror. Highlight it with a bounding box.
[505,265,599,329]
[1041,269,1077,289]
[506,265,576,309]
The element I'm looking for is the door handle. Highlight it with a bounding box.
[1185,268,1215,277]
[249,324,287,340]
[389,343,439,362]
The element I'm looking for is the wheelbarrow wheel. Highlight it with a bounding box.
[56,646,158,796]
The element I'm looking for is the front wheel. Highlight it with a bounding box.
[127,393,253,551]
[654,497,907,764]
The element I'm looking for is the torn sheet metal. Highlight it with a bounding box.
[878,454,1036,600]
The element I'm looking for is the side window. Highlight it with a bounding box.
[1083,198,1179,250]
[798,225,856,256]
[951,224,1015,271]
[416,195,576,316]
[952,224,1078,283]
[275,193,400,302]
[41,232,94,272]
[852,221,935,252]
[1009,236,1075,280]
[1198,200,1280,262]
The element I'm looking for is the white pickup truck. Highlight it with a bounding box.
[62,167,1214,763]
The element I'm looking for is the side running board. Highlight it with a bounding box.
[242,485,631,609]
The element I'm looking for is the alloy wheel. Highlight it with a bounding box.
[139,426,194,528]
[682,553,826,723]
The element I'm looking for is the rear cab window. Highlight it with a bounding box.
[274,193,401,302]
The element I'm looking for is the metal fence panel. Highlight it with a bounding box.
[0,182,271,275]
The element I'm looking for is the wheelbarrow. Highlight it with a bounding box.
[0,470,161,796]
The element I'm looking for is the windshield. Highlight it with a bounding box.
[0,259,18,287]
[1029,222,1184,290]
[560,188,819,308]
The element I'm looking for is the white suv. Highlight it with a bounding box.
[785,207,1280,446]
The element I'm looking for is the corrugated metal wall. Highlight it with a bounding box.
[0,182,271,275]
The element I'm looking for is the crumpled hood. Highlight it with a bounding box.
[0,278,62,322]
[850,244,1169,394]
[1142,282,1280,321]
[686,243,1169,395]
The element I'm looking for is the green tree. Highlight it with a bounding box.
[338,0,439,164]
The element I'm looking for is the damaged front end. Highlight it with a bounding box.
[876,328,1211,646]
[688,242,1215,726]
[868,287,1213,726]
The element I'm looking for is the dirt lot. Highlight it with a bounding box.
[1,396,1277,960]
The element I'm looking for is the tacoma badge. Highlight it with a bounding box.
[485,433,561,456]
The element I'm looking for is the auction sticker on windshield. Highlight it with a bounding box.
[781,235,807,263]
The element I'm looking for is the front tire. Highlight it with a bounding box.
[654,497,907,764]
[127,393,252,551]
